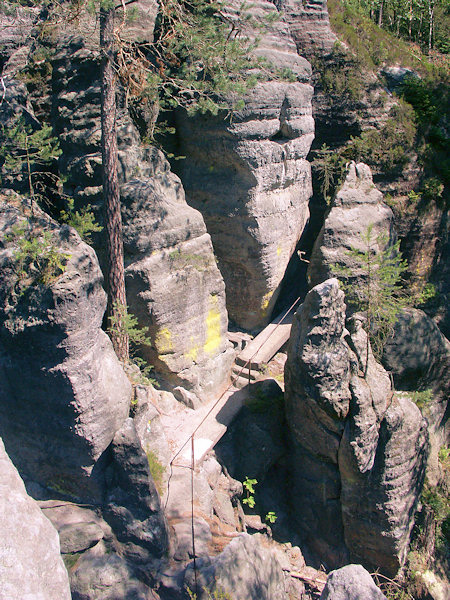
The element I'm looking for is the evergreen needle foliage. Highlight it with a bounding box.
[332,224,408,364]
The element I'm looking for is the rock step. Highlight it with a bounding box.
[230,374,253,390]
[231,364,260,382]
[236,310,295,369]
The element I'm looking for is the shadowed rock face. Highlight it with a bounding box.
[308,162,396,291]
[0,200,131,500]
[0,438,72,600]
[285,279,428,576]
[176,0,314,330]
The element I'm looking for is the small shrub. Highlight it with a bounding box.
[60,198,102,243]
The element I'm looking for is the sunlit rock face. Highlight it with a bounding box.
[176,0,314,331]
[51,34,232,400]
[285,278,428,576]
[121,149,234,400]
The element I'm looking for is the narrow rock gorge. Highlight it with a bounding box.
[0,0,448,599]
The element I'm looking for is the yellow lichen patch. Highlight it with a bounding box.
[260,291,273,317]
[185,336,199,362]
[277,245,282,257]
[155,327,173,354]
[204,294,222,356]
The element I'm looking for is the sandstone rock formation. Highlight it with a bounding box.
[285,279,428,575]
[176,0,314,330]
[0,199,131,500]
[382,307,450,392]
[0,437,71,600]
[51,35,233,399]
[104,418,169,563]
[279,0,338,58]
[320,564,387,600]
[184,533,286,600]
[121,150,234,398]
[308,162,396,290]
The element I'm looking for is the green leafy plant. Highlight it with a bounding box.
[312,143,347,205]
[187,585,232,600]
[265,511,277,524]
[0,119,62,212]
[412,388,433,410]
[242,476,257,509]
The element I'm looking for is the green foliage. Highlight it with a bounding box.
[62,552,81,571]
[187,586,232,600]
[108,302,157,385]
[242,476,257,508]
[7,220,70,288]
[0,119,61,201]
[146,449,165,495]
[265,511,277,524]
[412,387,433,410]
[311,143,347,204]
[60,198,102,243]
[421,480,450,554]
[332,224,408,363]
[115,0,276,128]
[345,102,418,174]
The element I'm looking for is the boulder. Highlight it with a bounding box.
[320,564,387,600]
[285,279,428,575]
[0,437,71,600]
[70,549,159,600]
[382,307,450,391]
[308,162,396,291]
[121,156,234,399]
[184,533,286,600]
[176,0,314,330]
[104,418,169,564]
[0,200,131,500]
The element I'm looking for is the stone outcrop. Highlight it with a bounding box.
[308,162,396,290]
[176,0,314,330]
[51,35,233,399]
[0,199,131,500]
[121,150,234,398]
[0,437,71,600]
[104,418,169,563]
[184,533,286,600]
[279,0,337,58]
[320,564,387,600]
[285,279,428,575]
[382,307,450,392]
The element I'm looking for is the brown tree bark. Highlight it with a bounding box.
[100,6,129,362]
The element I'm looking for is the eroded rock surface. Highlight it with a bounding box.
[308,162,396,290]
[285,279,428,575]
[51,34,233,398]
[0,199,131,500]
[0,437,71,600]
[320,564,387,600]
[121,150,234,398]
[176,0,314,330]
[184,533,286,600]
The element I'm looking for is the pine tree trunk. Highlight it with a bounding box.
[100,6,129,362]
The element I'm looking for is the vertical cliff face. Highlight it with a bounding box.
[277,0,337,58]
[284,279,428,575]
[50,34,233,397]
[176,0,314,331]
